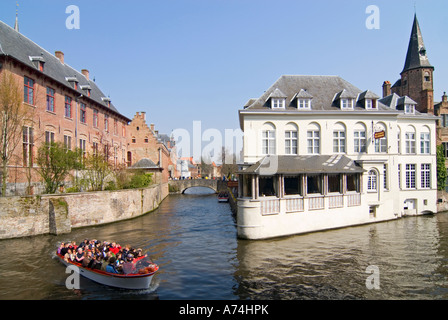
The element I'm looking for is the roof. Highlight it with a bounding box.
[0,20,130,122]
[402,14,433,73]
[130,158,160,169]
[239,155,365,176]
[241,75,394,112]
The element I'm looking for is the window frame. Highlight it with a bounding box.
[262,130,276,155]
[285,130,298,155]
[24,76,35,105]
[64,96,72,119]
[307,130,320,155]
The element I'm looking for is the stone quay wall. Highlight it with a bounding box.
[0,183,168,240]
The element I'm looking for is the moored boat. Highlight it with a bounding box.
[218,191,229,203]
[56,253,159,290]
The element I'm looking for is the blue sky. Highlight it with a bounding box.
[0,0,447,156]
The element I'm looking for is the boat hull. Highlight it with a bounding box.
[57,255,157,290]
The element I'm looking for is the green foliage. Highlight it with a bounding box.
[83,152,112,191]
[121,170,153,189]
[437,144,447,191]
[35,142,83,194]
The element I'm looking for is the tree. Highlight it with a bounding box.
[35,142,83,194]
[437,144,447,191]
[0,72,32,196]
[83,151,113,191]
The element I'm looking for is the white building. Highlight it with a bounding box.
[237,75,438,240]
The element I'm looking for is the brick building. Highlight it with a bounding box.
[127,112,178,182]
[0,20,132,195]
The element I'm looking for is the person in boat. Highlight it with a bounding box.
[74,247,85,265]
[109,242,121,255]
[64,249,75,263]
[106,257,120,274]
[122,254,137,274]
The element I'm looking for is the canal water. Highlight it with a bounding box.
[1,187,448,300]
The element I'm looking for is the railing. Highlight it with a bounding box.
[285,197,304,213]
[260,198,280,215]
[309,196,325,210]
[258,193,361,215]
[347,193,361,207]
[328,194,344,209]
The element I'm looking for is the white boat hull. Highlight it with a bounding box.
[57,255,157,290]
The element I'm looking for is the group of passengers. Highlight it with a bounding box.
[57,239,149,275]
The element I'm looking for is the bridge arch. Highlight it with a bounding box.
[168,179,226,194]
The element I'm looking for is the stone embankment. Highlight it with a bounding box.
[0,183,168,240]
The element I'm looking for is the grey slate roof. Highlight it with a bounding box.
[240,155,365,176]
[402,14,433,73]
[242,75,393,112]
[0,20,129,122]
[130,158,159,169]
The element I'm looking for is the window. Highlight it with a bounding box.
[285,131,298,155]
[45,131,55,145]
[104,115,109,132]
[375,136,387,153]
[420,132,430,154]
[80,103,87,124]
[354,130,366,153]
[93,142,99,156]
[443,142,448,158]
[397,129,401,154]
[346,174,360,192]
[64,96,72,118]
[64,135,72,151]
[262,130,276,155]
[421,164,431,189]
[341,99,354,109]
[398,164,402,189]
[298,99,311,109]
[24,77,34,105]
[405,104,415,114]
[405,164,416,189]
[93,109,99,128]
[424,72,431,82]
[442,114,448,128]
[284,176,302,196]
[46,87,55,112]
[307,174,323,194]
[328,174,342,193]
[383,164,388,190]
[365,99,377,110]
[259,177,277,197]
[307,130,320,154]
[79,139,86,158]
[405,131,416,154]
[333,130,346,153]
[132,137,136,144]
[367,170,377,192]
[22,126,34,167]
[272,99,285,109]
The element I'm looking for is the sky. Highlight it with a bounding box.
[0,0,447,159]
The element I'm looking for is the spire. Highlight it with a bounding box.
[14,2,19,32]
[401,14,433,74]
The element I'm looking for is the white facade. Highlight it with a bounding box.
[237,75,438,240]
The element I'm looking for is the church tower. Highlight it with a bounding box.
[391,14,434,113]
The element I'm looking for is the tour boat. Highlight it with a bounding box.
[56,253,159,290]
[218,192,229,203]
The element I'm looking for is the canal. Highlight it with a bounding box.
[1,187,448,300]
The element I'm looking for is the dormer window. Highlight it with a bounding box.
[102,97,111,108]
[66,77,79,90]
[30,56,45,72]
[272,98,285,109]
[298,99,311,109]
[341,98,354,110]
[405,104,415,114]
[80,85,91,97]
[365,99,378,110]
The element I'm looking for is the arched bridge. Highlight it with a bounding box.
[168,179,228,194]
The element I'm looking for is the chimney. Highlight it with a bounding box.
[81,69,90,81]
[442,92,448,103]
[55,51,64,64]
[382,81,391,98]
[150,124,155,131]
